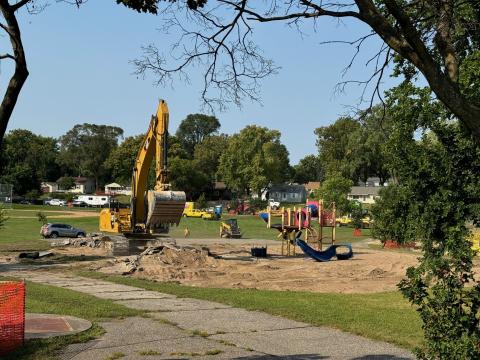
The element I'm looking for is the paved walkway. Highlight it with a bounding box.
[5,270,413,360]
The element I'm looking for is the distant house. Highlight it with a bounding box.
[105,183,132,196]
[55,177,96,194]
[304,181,320,195]
[40,182,58,193]
[358,177,389,187]
[347,186,382,204]
[268,184,307,204]
[211,181,232,200]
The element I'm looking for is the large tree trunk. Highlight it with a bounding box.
[0,1,29,149]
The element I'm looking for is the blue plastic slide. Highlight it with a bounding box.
[296,237,353,262]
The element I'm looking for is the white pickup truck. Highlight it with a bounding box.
[268,199,280,209]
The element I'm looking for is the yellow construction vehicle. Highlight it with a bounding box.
[99,100,186,235]
[219,219,242,238]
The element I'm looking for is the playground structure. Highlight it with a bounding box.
[259,199,337,255]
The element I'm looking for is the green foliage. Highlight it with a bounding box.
[57,176,75,191]
[0,207,8,229]
[373,82,480,359]
[58,123,123,189]
[314,108,392,185]
[36,211,48,225]
[0,130,59,195]
[195,193,207,209]
[217,125,289,196]
[105,135,143,185]
[193,134,229,181]
[248,197,267,212]
[314,117,360,181]
[315,175,353,215]
[292,155,321,184]
[350,204,363,230]
[175,113,220,157]
[169,157,209,198]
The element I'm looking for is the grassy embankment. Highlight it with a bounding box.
[80,271,423,350]
[0,276,143,360]
[0,205,371,252]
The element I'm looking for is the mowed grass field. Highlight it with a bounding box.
[0,205,371,252]
[0,276,143,360]
[81,272,423,350]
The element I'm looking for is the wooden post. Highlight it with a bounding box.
[332,202,336,246]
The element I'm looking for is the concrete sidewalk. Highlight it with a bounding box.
[5,270,413,360]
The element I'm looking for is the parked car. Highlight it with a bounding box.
[46,199,66,206]
[40,223,86,238]
[72,200,88,207]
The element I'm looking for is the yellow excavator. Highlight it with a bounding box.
[99,100,186,236]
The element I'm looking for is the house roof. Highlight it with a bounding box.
[269,184,306,193]
[304,182,320,191]
[348,186,383,196]
[56,176,92,184]
[214,181,227,190]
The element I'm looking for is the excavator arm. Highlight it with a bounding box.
[131,100,186,232]
[99,100,186,234]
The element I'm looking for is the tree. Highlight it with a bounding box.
[105,135,144,185]
[193,134,229,181]
[292,155,321,184]
[121,0,480,141]
[57,124,123,189]
[315,117,361,181]
[370,82,480,358]
[0,1,85,148]
[314,174,353,215]
[168,157,210,198]
[217,125,289,196]
[57,176,75,191]
[0,129,59,195]
[175,114,220,156]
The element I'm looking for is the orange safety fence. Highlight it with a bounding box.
[0,281,25,356]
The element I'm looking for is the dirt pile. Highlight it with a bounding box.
[101,244,218,278]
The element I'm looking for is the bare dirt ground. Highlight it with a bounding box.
[8,238,479,294]
[95,241,421,294]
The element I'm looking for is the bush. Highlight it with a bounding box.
[0,207,8,229]
[196,193,207,209]
[248,198,267,212]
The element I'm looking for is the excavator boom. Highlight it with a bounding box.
[100,100,186,234]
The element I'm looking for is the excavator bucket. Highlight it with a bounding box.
[145,190,186,231]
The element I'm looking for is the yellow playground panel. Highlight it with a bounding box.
[470,229,480,254]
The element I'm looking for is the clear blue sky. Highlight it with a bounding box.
[4,1,398,164]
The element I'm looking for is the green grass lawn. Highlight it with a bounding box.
[0,204,370,252]
[171,215,371,243]
[79,271,423,350]
[0,277,143,360]
[0,216,100,252]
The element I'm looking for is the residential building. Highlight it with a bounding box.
[304,181,320,195]
[267,184,307,203]
[40,182,58,193]
[55,177,96,194]
[347,186,382,204]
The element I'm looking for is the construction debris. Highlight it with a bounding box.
[102,243,215,276]
[49,235,113,250]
